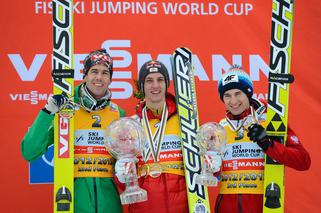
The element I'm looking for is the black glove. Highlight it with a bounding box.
[247,123,273,151]
[43,94,69,115]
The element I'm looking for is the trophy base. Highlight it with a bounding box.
[195,174,218,186]
[120,186,148,205]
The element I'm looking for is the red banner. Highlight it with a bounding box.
[1,0,320,212]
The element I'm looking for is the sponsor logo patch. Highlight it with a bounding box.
[223,74,239,86]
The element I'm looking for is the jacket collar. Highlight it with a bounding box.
[136,92,177,120]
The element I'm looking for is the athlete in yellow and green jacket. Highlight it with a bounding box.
[21,49,125,213]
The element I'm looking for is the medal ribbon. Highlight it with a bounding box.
[226,106,258,133]
[142,102,168,162]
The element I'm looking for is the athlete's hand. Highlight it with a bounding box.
[43,94,69,115]
[247,123,273,151]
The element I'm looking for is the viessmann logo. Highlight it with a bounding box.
[10,91,52,105]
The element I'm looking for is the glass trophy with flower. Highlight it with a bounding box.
[195,122,227,186]
[105,117,147,204]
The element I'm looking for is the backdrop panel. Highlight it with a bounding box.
[1,0,320,212]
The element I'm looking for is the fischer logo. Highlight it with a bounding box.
[53,0,73,95]
[174,48,206,200]
[268,0,292,117]
[10,91,52,105]
[59,116,70,158]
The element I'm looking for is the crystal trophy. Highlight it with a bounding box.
[105,117,147,204]
[195,122,227,186]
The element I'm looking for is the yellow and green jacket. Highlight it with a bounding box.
[21,84,125,213]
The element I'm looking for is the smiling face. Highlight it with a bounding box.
[143,72,166,108]
[223,89,250,116]
[83,64,111,99]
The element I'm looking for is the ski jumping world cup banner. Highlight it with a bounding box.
[1,0,320,212]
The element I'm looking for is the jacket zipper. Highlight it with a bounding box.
[238,194,242,213]
[94,177,98,213]
[215,194,222,212]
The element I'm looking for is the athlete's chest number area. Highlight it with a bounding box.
[92,115,101,127]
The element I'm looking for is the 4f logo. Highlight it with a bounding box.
[223,74,238,86]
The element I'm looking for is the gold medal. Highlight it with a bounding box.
[148,163,163,178]
[59,102,75,119]
[226,106,258,140]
